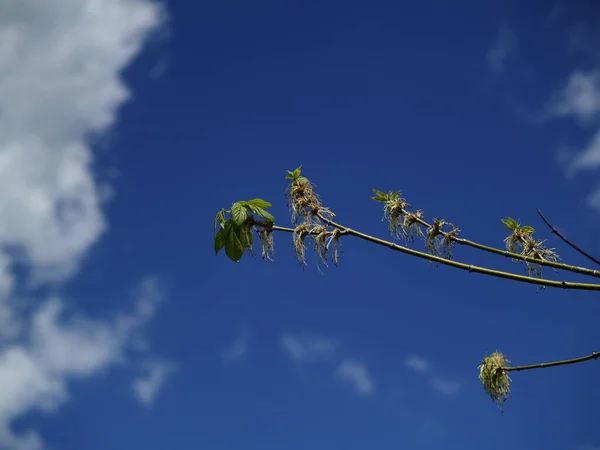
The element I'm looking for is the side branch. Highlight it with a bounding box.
[287,215,600,291]
[537,208,600,267]
[504,351,600,372]
[409,210,600,279]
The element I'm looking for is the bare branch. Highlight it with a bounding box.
[504,351,600,372]
[537,208,600,267]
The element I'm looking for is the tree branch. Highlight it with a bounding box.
[504,351,600,372]
[273,215,600,291]
[407,209,600,279]
[537,208,600,267]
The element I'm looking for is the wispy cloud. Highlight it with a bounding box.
[222,327,251,363]
[542,69,600,209]
[133,359,178,407]
[430,377,461,396]
[0,276,166,448]
[486,26,517,73]
[336,360,375,396]
[585,183,600,213]
[403,354,461,396]
[569,128,600,175]
[280,334,338,363]
[404,355,431,372]
[544,71,600,126]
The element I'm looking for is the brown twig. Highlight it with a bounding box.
[537,208,600,267]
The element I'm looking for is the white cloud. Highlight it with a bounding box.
[404,355,431,372]
[568,128,600,175]
[545,71,600,125]
[0,0,167,448]
[133,359,178,407]
[404,355,461,396]
[222,337,248,363]
[543,69,600,210]
[0,0,164,284]
[336,360,375,396]
[0,277,165,448]
[430,377,461,396]
[486,26,517,73]
[585,183,600,213]
[280,334,338,363]
[222,328,250,363]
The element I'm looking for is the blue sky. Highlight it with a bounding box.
[1,1,600,449]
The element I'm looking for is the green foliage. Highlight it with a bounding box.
[238,222,254,251]
[214,221,228,255]
[248,206,274,222]
[214,208,226,236]
[501,217,518,231]
[245,198,272,209]
[520,226,535,235]
[213,198,275,262]
[231,202,248,225]
[371,189,403,203]
[285,165,302,181]
[502,217,535,235]
[224,221,244,262]
[213,220,245,262]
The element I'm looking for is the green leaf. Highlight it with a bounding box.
[245,198,272,209]
[237,223,254,250]
[520,226,535,235]
[247,205,275,222]
[502,218,518,231]
[213,209,226,237]
[285,165,303,180]
[214,222,228,255]
[231,202,248,225]
[372,189,388,202]
[224,223,244,262]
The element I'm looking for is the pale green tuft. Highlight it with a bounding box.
[478,351,512,411]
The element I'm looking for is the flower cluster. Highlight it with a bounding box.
[478,352,512,410]
[285,167,343,268]
[502,218,560,279]
[373,189,460,259]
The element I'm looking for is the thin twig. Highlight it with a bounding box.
[537,208,600,267]
[407,209,600,279]
[504,351,600,372]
